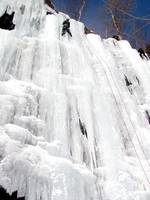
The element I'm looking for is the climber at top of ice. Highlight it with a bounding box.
[112,34,122,41]
[0,8,15,31]
[62,18,72,37]
[44,0,58,15]
[138,48,149,60]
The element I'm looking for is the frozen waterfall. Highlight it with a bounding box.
[0,0,150,200]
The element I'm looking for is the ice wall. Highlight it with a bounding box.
[0,0,150,200]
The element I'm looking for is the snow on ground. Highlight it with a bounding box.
[0,0,150,200]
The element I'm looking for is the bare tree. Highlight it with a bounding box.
[101,0,135,35]
[100,0,150,48]
[65,0,86,21]
[44,0,55,10]
[76,0,86,21]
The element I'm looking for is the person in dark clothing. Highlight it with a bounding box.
[138,48,148,60]
[124,75,132,87]
[124,75,133,94]
[62,19,72,37]
[46,11,53,15]
[0,10,15,30]
[112,35,121,41]
[79,118,88,139]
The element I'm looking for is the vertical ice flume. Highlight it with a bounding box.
[0,0,150,200]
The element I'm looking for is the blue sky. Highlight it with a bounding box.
[53,0,150,34]
[54,0,101,29]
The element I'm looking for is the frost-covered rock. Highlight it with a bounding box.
[0,0,150,199]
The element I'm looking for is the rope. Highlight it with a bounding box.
[98,46,150,186]
[108,44,150,171]
[86,37,150,187]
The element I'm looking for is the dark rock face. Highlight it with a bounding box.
[0,10,15,31]
[44,0,55,10]
[0,187,25,200]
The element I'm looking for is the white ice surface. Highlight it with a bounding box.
[0,0,150,200]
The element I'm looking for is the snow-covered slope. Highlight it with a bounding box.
[1,0,150,200]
